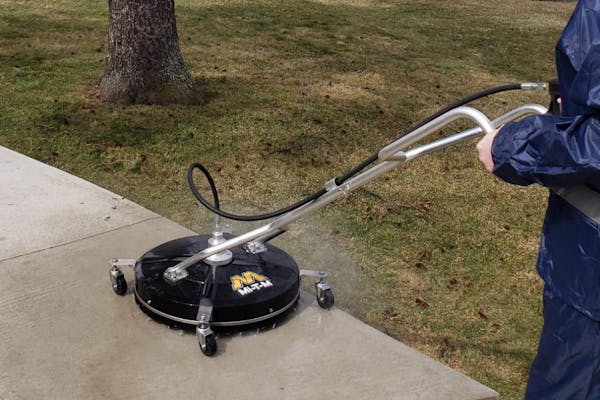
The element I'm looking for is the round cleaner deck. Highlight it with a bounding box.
[133,235,300,328]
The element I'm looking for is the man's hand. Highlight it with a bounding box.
[476,128,499,173]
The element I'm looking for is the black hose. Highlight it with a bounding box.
[188,163,327,221]
[188,82,526,222]
[189,163,220,209]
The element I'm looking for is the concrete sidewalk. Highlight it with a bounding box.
[0,146,498,400]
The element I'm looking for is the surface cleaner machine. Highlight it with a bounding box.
[109,82,553,356]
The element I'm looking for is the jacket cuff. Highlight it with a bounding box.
[490,119,536,186]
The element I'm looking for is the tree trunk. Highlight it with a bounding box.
[100,0,201,105]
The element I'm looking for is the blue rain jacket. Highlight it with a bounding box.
[491,0,600,320]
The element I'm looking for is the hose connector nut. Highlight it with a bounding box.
[521,82,546,91]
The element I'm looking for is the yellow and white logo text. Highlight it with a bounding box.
[230,271,274,296]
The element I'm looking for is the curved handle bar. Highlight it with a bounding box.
[378,106,495,161]
[404,104,548,161]
[163,104,547,283]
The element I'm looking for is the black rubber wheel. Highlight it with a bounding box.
[200,334,217,356]
[317,289,334,309]
[113,275,127,296]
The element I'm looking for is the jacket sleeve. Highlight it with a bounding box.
[491,114,600,187]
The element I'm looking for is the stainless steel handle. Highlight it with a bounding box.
[377,106,495,161]
[404,104,548,161]
[163,103,547,284]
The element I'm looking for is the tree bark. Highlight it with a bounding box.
[100,0,201,105]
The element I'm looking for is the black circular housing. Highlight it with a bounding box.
[134,235,300,329]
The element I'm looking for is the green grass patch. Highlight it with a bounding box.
[0,0,574,398]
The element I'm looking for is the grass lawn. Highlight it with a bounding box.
[0,0,575,398]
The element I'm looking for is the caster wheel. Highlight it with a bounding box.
[113,274,127,296]
[317,288,334,309]
[200,334,217,357]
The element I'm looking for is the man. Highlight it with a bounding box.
[476,1,600,398]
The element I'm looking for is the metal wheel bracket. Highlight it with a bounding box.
[196,298,215,350]
[196,325,215,349]
[300,269,334,308]
[109,265,128,296]
[299,269,328,279]
[109,259,136,292]
[316,282,334,309]
[109,266,123,288]
[196,299,214,327]
[316,281,331,299]
[109,258,137,269]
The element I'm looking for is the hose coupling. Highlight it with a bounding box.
[521,82,547,91]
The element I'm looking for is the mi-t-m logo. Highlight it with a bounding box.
[230,271,274,296]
